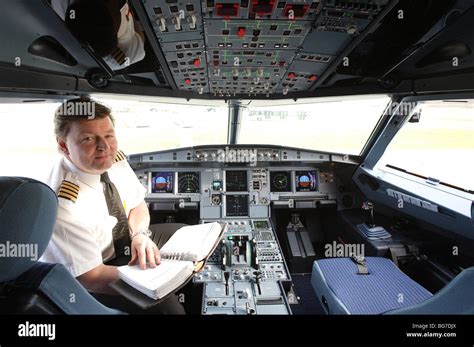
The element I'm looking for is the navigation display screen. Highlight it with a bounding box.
[270,171,292,192]
[295,171,318,192]
[178,172,200,193]
[151,172,174,193]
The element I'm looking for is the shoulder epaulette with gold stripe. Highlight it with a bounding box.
[114,150,126,163]
[110,47,126,65]
[58,180,79,203]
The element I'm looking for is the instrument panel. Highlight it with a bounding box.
[140,0,393,96]
[145,169,333,193]
[132,147,347,314]
[195,219,291,314]
[132,147,345,219]
[149,169,327,196]
[139,167,339,220]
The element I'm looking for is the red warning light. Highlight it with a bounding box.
[288,72,296,79]
[193,59,201,67]
[216,3,240,17]
[237,27,246,38]
[283,4,309,18]
[309,74,318,81]
[185,78,191,85]
[251,0,276,15]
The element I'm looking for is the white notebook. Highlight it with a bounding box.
[117,222,225,300]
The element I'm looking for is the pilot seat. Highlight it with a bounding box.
[0,176,122,314]
[311,256,474,314]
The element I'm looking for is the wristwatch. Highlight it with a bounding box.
[130,228,152,239]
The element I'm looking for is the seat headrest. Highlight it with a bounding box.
[0,177,58,282]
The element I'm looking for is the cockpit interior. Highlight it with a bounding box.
[0,0,473,338]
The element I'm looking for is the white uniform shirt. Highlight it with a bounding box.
[40,152,146,277]
[103,2,145,70]
[51,0,145,70]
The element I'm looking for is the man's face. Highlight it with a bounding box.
[58,117,118,174]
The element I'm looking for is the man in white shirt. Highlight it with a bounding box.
[41,97,184,313]
[51,0,145,71]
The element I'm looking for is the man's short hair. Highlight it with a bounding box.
[54,97,114,139]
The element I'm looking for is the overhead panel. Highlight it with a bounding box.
[143,0,209,94]
[142,0,391,96]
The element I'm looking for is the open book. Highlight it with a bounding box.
[114,222,225,303]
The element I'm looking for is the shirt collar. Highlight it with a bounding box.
[63,156,102,188]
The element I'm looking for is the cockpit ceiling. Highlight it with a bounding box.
[0,1,473,99]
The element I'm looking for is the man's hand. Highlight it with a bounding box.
[128,234,161,269]
[127,201,154,269]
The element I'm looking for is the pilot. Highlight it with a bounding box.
[51,0,145,71]
[40,97,184,314]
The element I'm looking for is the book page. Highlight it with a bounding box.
[159,222,224,261]
[117,260,194,300]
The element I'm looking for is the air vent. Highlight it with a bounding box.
[28,36,77,66]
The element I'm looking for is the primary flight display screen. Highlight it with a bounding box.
[225,170,248,192]
[226,195,249,217]
[295,171,318,192]
[151,172,174,193]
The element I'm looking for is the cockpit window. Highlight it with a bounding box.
[100,98,228,153]
[0,95,390,180]
[0,98,228,180]
[0,102,59,180]
[239,95,391,155]
[377,100,474,192]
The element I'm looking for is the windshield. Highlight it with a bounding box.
[0,98,228,180]
[377,100,474,192]
[0,95,390,180]
[239,95,391,155]
[100,98,228,153]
